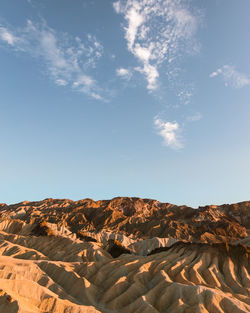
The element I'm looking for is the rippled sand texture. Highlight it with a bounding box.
[0,197,249,313]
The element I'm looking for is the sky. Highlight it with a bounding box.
[0,0,250,207]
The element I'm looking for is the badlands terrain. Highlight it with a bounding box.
[0,197,249,313]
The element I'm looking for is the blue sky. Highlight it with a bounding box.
[0,0,250,207]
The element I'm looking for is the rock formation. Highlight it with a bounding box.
[0,197,249,312]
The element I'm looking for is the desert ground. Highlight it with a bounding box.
[0,197,249,313]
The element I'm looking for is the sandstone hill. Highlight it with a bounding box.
[0,197,249,313]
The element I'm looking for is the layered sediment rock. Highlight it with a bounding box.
[0,197,249,313]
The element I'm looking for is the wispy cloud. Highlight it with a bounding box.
[154,117,183,149]
[114,0,199,91]
[210,65,250,89]
[177,88,194,105]
[55,79,68,86]
[0,26,16,45]
[116,67,132,80]
[186,112,202,122]
[0,20,105,100]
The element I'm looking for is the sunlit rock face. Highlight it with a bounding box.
[0,197,249,313]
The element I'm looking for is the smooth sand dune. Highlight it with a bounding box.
[0,197,249,312]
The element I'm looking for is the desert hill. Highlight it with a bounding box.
[0,197,249,312]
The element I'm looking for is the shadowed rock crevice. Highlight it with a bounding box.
[31,221,55,237]
[106,239,132,258]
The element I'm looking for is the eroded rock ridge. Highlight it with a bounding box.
[0,197,249,313]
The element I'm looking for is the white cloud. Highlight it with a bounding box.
[154,117,183,149]
[116,67,132,80]
[210,65,250,89]
[72,74,104,100]
[55,79,67,86]
[125,5,144,50]
[0,26,16,45]
[113,0,199,91]
[113,1,122,13]
[209,71,219,78]
[135,63,159,90]
[0,20,104,100]
[73,75,94,88]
